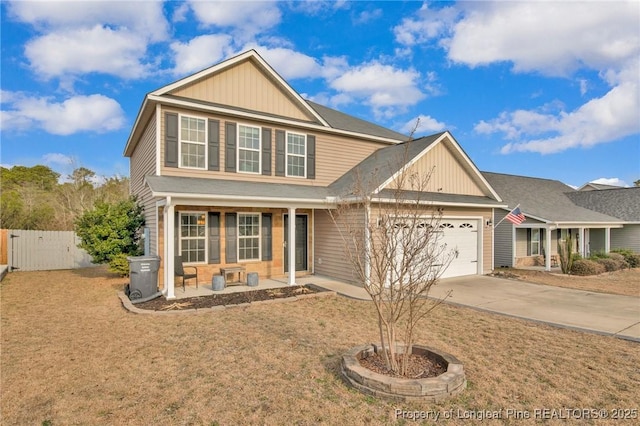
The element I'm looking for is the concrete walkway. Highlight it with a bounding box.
[314,275,640,342]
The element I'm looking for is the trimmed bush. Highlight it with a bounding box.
[571,259,605,276]
[595,258,619,272]
[611,249,640,268]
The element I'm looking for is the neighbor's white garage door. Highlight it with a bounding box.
[437,219,479,278]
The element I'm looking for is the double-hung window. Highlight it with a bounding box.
[530,228,540,255]
[286,132,306,177]
[180,116,206,169]
[238,125,261,173]
[238,213,260,261]
[180,212,206,263]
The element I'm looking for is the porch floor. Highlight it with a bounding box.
[167,275,367,300]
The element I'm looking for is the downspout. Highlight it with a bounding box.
[165,196,176,299]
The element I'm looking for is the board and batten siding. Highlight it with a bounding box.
[129,113,158,255]
[159,106,389,187]
[314,209,366,285]
[397,142,485,196]
[168,59,314,122]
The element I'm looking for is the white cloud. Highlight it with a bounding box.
[353,8,383,25]
[478,77,640,155]
[402,115,447,135]
[25,26,150,80]
[42,153,73,166]
[590,177,628,187]
[330,62,426,117]
[188,0,281,40]
[394,3,459,46]
[1,92,125,135]
[171,34,234,76]
[8,0,168,81]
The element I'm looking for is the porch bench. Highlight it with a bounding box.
[220,266,246,285]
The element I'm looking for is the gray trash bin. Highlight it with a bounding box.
[127,255,161,304]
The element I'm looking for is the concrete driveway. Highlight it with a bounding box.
[429,275,640,342]
[315,274,640,342]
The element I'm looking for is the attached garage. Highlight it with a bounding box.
[437,219,480,278]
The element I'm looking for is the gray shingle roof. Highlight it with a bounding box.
[567,187,640,222]
[146,175,329,201]
[329,133,444,196]
[482,172,623,223]
[306,100,408,141]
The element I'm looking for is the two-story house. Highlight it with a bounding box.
[124,50,505,299]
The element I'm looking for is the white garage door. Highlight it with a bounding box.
[438,219,479,278]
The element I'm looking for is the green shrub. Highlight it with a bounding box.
[108,253,131,276]
[571,259,605,276]
[589,251,609,259]
[611,249,640,268]
[595,258,618,272]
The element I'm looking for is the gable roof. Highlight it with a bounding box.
[482,171,623,224]
[330,131,503,206]
[577,182,623,191]
[124,50,408,157]
[567,187,640,222]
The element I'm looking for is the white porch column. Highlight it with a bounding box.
[604,227,611,253]
[288,207,296,286]
[545,227,552,271]
[165,201,176,300]
[579,228,585,257]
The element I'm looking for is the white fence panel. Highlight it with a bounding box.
[6,230,94,271]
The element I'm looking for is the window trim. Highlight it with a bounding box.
[179,211,208,264]
[178,113,208,170]
[530,228,541,256]
[237,213,261,262]
[285,131,307,178]
[237,123,262,174]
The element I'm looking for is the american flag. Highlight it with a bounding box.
[505,206,526,225]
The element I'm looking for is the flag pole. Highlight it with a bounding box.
[494,203,521,227]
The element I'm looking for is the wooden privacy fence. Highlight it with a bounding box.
[3,229,94,272]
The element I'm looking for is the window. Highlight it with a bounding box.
[531,228,541,255]
[238,125,261,173]
[180,116,206,168]
[238,213,260,261]
[286,132,306,177]
[180,213,206,263]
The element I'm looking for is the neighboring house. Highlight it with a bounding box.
[567,187,640,253]
[483,172,625,270]
[124,50,505,299]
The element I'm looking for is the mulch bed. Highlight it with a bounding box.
[134,284,326,311]
[359,351,447,379]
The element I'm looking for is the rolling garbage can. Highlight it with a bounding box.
[126,255,161,304]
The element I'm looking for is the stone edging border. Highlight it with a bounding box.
[117,288,336,315]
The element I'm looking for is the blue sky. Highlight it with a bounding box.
[1,1,639,188]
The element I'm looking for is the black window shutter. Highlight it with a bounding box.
[225,213,237,263]
[262,213,272,261]
[165,113,179,168]
[307,135,316,179]
[225,122,237,172]
[275,130,285,176]
[208,212,220,264]
[208,119,220,171]
[526,228,532,256]
[175,211,180,258]
[262,127,272,175]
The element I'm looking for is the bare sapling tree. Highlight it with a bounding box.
[328,141,457,376]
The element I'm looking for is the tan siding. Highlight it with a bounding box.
[169,60,313,122]
[159,106,387,186]
[314,209,365,284]
[129,114,158,254]
[398,142,485,196]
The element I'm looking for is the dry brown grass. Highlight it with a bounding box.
[2,267,639,425]
[504,268,640,297]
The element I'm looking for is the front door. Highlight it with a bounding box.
[284,214,308,272]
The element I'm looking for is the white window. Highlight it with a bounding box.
[180,115,206,169]
[238,213,260,261]
[531,228,541,255]
[180,212,206,263]
[238,125,261,173]
[286,132,306,177]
